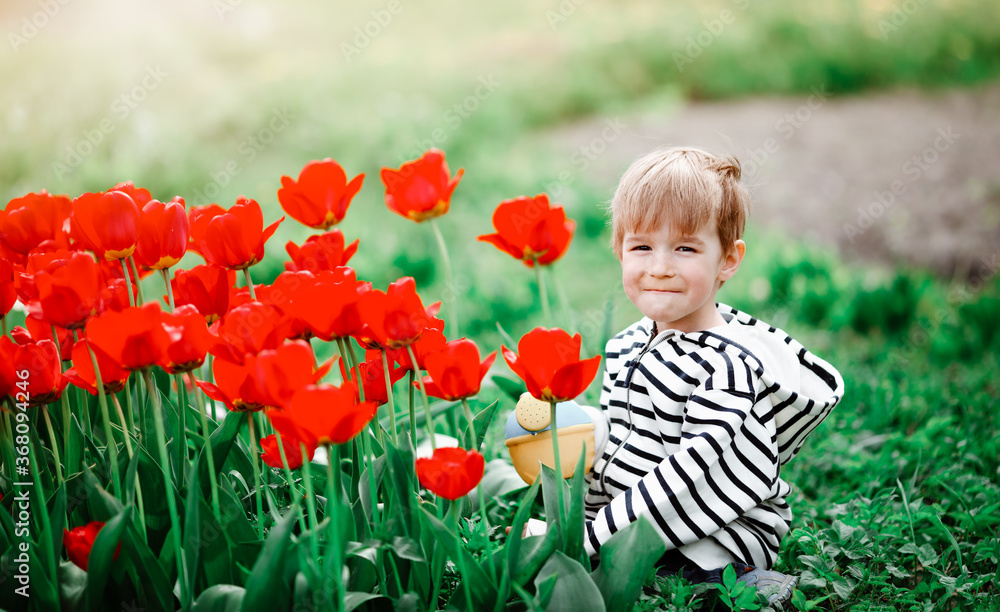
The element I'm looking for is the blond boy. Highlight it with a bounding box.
[583,147,844,603]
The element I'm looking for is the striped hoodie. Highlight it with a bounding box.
[583,303,844,570]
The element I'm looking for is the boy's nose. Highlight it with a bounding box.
[649,254,676,277]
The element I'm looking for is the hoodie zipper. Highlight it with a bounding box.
[599,328,667,497]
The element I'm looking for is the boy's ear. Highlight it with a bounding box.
[717,240,745,282]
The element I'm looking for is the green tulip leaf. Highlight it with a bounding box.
[85,505,133,612]
[190,584,245,612]
[589,517,665,612]
[534,550,606,612]
[241,504,301,612]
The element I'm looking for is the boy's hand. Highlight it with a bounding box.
[504,519,548,538]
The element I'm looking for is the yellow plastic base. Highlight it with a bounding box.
[505,423,595,485]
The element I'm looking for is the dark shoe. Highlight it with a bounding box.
[737,568,797,609]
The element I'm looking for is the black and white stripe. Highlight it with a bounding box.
[584,304,844,570]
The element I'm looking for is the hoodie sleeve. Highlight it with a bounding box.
[584,351,778,558]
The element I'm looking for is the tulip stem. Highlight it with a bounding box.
[299,442,321,561]
[247,412,264,540]
[361,429,379,526]
[408,371,417,450]
[173,373,189,490]
[122,373,138,445]
[142,367,188,605]
[429,218,458,337]
[127,256,145,305]
[325,443,345,612]
[273,430,308,533]
[27,433,57,580]
[449,502,476,612]
[84,341,122,499]
[549,269,576,333]
[460,398,478,451]
[113,394,147,536]
[60,390,73,474]
[379,349,399,447]
[405,345,435,451]
[41,404,63,483]
[121,259,136,308]
[189,371,222,521]
[550,401,565,541]
[162,268,175,310]
[534,259,552,327]
[243,268,257,301]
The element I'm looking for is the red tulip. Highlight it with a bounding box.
[358,277,441,350]
[63,521,120,571]
[287,268,367,341]
[0,256,15,318]
[13,247,72,303]
[419,339,496,401]
[277,159,365,230]
[209,302,291,364]
[387,316,446,371]
[253,340,335,410]
[0,337,15,398]
[86,302,171,371]
[135,197,189,270]
[477,193,575,267]
[415,447,485,500]
[33,251,103,329]
[284,230,359,273]
[188,204,226,256]
[1,336,67,405]
[188,197,284,270]
[0,190,73,258]
[110,181,153,207]
[17,317,73,361]
[501,328,601,403]
[71,190,141,260]
[100,278,139,313]
[65,338,130,395]
[260,433,314,470]
[196,357,270,413]
[159,305,212,374]
[268,382,378,447]
[347,349,407,406]
[170,264,234,324]
[380,149,464,223]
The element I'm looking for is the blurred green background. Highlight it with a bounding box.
[3,0,1000,608]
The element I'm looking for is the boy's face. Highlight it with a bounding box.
[620,219,744,334]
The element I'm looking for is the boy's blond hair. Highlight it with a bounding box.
[608,147,750,260]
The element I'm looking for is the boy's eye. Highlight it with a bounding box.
[677,246,696,252]
[631,245,650,251]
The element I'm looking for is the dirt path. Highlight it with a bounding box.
[543,82,1000,278]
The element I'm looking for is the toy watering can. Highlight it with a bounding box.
[504,392,607,485]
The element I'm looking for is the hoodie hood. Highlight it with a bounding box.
[678,303,845,465]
